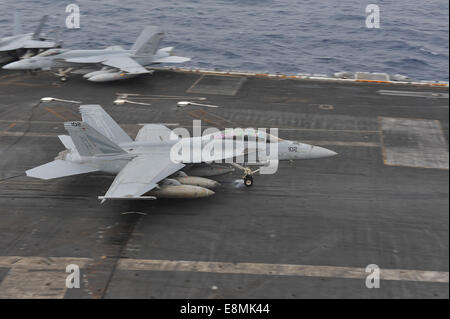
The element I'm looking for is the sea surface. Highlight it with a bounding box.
[0,0,448,81]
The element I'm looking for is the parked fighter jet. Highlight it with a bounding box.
[3,26,190,82]
[25,105,337,202]
[0,13,57,64]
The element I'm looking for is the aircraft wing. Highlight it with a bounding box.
[64,56,107,64]
[135,124,176,143]
[64,55,149,74]
[152,56,191,63]
[101,56,150,74]
[101,153,184,201]
[23,40,56,49]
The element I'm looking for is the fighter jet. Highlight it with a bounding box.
[25,105,337,202]
[3,26,190,82]
[0,13,57,64]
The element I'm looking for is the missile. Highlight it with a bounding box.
[148,184,214,199]
[88,72,138,82]
[174,176,220,189]
[186,164,234,177]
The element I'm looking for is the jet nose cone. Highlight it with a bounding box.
[2,63,15,70]
[310,146,338,158]
[3,61,23,70]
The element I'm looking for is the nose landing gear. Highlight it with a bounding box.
[54,68,73,82]
[243,175,253,187]
[232,164,260,187]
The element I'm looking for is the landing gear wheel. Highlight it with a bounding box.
[244,175,253,187]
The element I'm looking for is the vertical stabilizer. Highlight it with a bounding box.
[32,15,48,40]
[79,105,132,143]
[131,26,164,56]
[64,121,126,156]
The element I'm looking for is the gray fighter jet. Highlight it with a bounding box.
[3,26,190,82]
[0,13,57,63]
[26,105,336,202]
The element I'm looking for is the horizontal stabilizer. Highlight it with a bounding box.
[105,45,125,50]
[157,47,174,54]
[26,160,98,180]
[152,56,191,63]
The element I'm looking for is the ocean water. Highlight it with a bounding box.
[0,0,448,81]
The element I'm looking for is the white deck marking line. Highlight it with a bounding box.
[0,131,57,137]
[186,74,205,93]
[301,141,379,147]
[116,93,207,100]
[377,90,449,99]
[275,128,379,133]
[0,120,66,124]
[0,256,447,298]
[118,259,449,283]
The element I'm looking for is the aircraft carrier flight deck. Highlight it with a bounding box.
[0,69,448,298]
